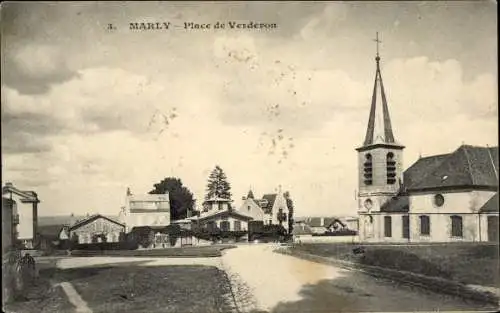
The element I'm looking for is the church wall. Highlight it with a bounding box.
[407,213,480,242]
[480,213,499,242]
[409,190,496,215]
[359,213,409,243]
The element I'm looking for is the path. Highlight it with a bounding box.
[221,244,496,312]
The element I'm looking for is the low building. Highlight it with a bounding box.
[2,183,40,251]
[122,188,171,233]
[36,225,70,250]
[69,214,125,244]
[297,216,359,234]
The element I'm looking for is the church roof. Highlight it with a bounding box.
[479,193,498,213]
[359,50,403,149]
[380,196,410,213]
[405,145,499,192]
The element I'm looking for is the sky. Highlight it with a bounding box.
[1,1,497,217]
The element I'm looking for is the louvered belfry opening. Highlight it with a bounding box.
[364,153,373,185]
[386,152,397,184]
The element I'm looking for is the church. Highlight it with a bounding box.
[356,36,499,243]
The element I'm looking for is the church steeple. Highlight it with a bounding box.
[362,32,399,147]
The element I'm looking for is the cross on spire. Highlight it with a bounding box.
[373,32,382,62]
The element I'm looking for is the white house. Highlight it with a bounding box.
[237,187,292,232]
[356,49,499,243]
[122,188,171,233]
[2,182,40,250]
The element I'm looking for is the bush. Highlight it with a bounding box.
[312,229,358,236]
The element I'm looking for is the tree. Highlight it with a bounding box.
[284,191,295,235]
[205,165,232,200]
[149,177,195,221]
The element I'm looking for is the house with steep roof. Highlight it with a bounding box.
[356,40,498,243]
[237,187,292,232]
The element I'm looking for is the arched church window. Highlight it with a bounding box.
[386,152,396,184]
[364,154,373,185]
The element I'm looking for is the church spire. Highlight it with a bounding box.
[362,32,398,147]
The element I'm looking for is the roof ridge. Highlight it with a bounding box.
[486,146,499,180]
[461,145,475,185]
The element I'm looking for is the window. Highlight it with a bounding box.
[402,216,409,239]
[247,206,251,211]
[386,152,396,184]
[220,221,230,231]
[218,202,223,210]
[364,199,373,210]
[420,215,430,235]
[434,194,445,207]
[363,154,373,185]
[384,216,392,237]
[234,221,241,231]
[451,215,463,237]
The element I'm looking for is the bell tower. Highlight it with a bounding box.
[356,33,405,216]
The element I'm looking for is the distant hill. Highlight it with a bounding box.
[38,215,120,227]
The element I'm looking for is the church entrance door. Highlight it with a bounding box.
[487,216,498,242]
[365,215,374,239]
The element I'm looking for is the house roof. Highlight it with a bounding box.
[479,193,499,213]
[196,209,254,222]
[37,225,67,240]
[405,145,499,192]
[380,196,410,213]
[2,183,40,203]
[325,218,347,228]
[69,214,125,231]
[129,193,169,202]
[261,194,277,214]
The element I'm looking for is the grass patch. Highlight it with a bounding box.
[69,245,236,258]
[43,263,234,313]
[3,269,75,313]
[289,243,499,287]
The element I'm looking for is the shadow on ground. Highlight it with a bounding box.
[253,269,497,313]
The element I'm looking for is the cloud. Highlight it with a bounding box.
[3,44,78,95]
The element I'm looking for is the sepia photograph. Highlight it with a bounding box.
[1,1,498,312]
